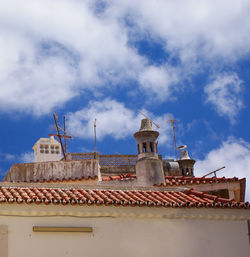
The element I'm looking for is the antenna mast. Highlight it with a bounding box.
[49,112,71,161]
[94,119,97,154]
[168,117,179,161]
[202,166,225,178]
[63,115,67,153]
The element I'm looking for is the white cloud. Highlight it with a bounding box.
[204,73,243,122]
[0,153,15,162]
[0,0,146,115]
[139,66,180,101]
[0,151,33,164]
[67,98,172,144]
[20,151,34,163]
[195,137,250,201]
[67,98,140,140]
[1,0,250,115]
[4,154,15,161]
[108,0,250,62]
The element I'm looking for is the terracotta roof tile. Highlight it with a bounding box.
[8,175,98,184]
[102,174,243,186]
[0,186,248,208]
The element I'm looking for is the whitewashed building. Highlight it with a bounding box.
[0,118,249,257]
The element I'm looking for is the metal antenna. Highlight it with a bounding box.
[63,116,66,153]
[138,110,160,129]
[94,119,97,154]
[202,166,225,178]
[168,115,179,161]
[49,112,71,161]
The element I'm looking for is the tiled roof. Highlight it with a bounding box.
[102,174,136,181]
[163,176,242,186]
[102,174,243,186]
[7,176,98,183]
[0,186,248,208]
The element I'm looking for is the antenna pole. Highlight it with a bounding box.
[49,112,71,161]
[63,116,66,153]
[94,119,97,154]
[172,120,178,161]
[53,113,66,160]
[202,166,226,178]
[168,118,179,161]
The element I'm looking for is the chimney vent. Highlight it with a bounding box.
[134,118,165,186]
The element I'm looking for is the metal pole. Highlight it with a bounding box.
[63,116,66,153]
[202,166,226,178]
[53,113,66,160]
[172,121,178,161]
[94,119,97,154]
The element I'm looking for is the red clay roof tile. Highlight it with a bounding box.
[102,174,243,186]
[0,186,248,208]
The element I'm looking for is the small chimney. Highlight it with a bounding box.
[134,118,165,186]
[178,150,195,176]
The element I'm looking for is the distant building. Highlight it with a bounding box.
[0,118,249,257]
[32,136,61,162]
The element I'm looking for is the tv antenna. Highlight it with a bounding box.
[48,112,71,161]
[167,114,179,161]
[138,110,160,129]
[202,166,225,178]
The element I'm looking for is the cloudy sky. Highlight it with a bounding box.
[0,0,249,199]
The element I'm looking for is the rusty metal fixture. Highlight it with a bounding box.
[33,226,93,233]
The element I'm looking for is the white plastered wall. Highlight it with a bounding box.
[0,203,249,257]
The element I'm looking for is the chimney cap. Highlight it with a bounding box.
[180,150,191,160]
[139,118,153,131]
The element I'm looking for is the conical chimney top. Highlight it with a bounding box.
[180,150,191,160]
[139,118,153,131]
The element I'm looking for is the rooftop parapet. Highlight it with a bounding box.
[3,159,99,183]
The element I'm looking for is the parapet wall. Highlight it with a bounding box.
[4,160,99,183]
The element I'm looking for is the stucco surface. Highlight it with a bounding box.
[3,160,99,182]
[0,225,8,257]
[0,204,249,257]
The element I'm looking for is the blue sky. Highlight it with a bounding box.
[0,0,250,199]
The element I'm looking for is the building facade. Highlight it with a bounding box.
[0,118,249,257]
